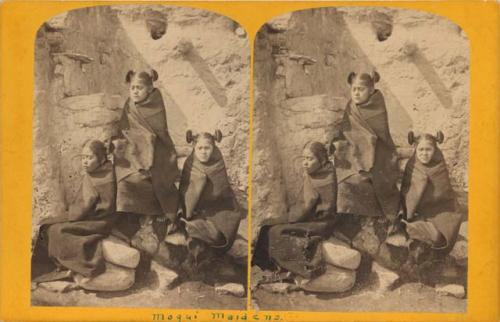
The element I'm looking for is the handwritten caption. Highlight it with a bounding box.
[152,312,283,322]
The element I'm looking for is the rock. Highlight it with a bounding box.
[235,27,246,38]
[282,94,346,113]
[266,13,292,32]
[289,53,317,66]
[74,262,135,292]
[38,281,77,293]
[150,260,179,290]
[400,41,419,58]
[251,266,265,291]
[53,52,93,64]
[449,239,467,267]
[385,233,409,248]
[175,39,194,56]
[251,298,260,310]
[260,282,297,294]
[300,265,356,293]
[146,17,167,40]
[352,223,381,257]
[370,12,393,42]
[215,283,246,297]
[227,236,248,263]
[59,93,122,111]
[372,262,399,292]
[164,232,188,246]
[376,242,408,271]
[74,109,121,127]
[436,284,465,299]
[439,259,465,283]
[102,235,141,269]
[459,221,468,240]
[322,238,362,270]
[55,55,89,96]
[45,12,68,30]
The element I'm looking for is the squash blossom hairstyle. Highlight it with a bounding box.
[186,130,223,145]
[347,70,381,88]
[408,131,445,148]
[125,69,159,86]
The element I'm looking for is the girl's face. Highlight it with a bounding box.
[416,140,436,165]
[194,138,214,163]
[81,146,102,173]
[129,78,152,103]
[302,148,322,175]
[350,79,374,105]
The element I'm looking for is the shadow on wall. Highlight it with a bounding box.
[175,39,228,107]
[159,87,189,155]
[403,43,454,110]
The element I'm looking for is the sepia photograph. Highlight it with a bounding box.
[251,7,469,312]
[31,5,249,309]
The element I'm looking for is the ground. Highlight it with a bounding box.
[253,274,466,312]
[32,266,465,313]
[32,270,247,310]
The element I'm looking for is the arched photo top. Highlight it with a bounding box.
[32,4,250,309]
[252,6,469,313]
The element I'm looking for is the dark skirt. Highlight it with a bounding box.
[32,216,116,280]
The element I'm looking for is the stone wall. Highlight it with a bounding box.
[252,7,469,240]
[33,6,250,243]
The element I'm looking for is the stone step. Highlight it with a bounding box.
[102,235,141,269]
[322,238,362,270]
[300,265,356,293]
[74,262,135,292]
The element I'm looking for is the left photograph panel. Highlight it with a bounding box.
[31,5,249,309]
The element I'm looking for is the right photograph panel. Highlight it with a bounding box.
[251,7,469,312]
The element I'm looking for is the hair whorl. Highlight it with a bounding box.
[150,69,159,81]
[125,70,135,83]
[347,72,356,85]
[214,130,223,143]
[408,131,415,145]
[436,131,444,144]
[186,130,194,144]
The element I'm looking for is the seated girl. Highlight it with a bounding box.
[400,131,462,254]
[32,140,117,282]
[179,130,241,273]
[331,71,400,220]
[264,142,337,279]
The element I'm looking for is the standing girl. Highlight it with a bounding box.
[332,71,400,219]
[113,69,180,255]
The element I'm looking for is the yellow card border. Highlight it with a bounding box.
[1,1,499,321]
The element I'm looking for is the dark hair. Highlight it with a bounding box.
[408,131,444,147]
[304,141,329,165]
[125,69,159,86]
[347,71,381,88]
[83,139,107,163]
[186,130,223,145]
